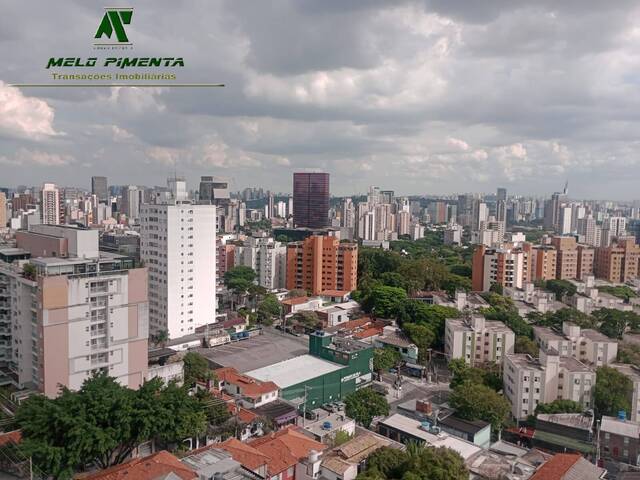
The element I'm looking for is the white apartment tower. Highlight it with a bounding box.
[140,192,216,339]
[40,183,60,225]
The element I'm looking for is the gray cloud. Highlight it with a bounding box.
[1,0,640,199]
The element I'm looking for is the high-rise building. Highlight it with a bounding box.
[496,187,507,202]
[529,245,557,281]
[0,224,149,397]
[91,176,108,203]
[239,236,287,290]
[40,183,60,225]
[472,244,527,291]
[0,192,6,227]
[551,236,578,280]
[543,190,567,232]
[140,191,217,339]
[123,185,142,222]
[396,211,411,236]
[578,215,598,246]
[576,244,595,280]
[198,176,230,205]
[594,237,640,283]
[286,235,357,295]
[292,173,330,229]
[604,216,627,239]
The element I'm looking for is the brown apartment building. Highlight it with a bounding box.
[595,237,640,283]
[550,236,579,280]
[286,235,357,295]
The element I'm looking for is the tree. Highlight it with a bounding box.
[345,388,390,428]
[373,348,401,375]
[362,286,407,318]
[489,282,504,295]
[22,263,36,280]
[333,430,353,446]
[15,375,206,478]
[535,399,584,415]
[183,352,212,388]
[151,329,169,348]
[402,323,435,363]
[291,310,321,330]
[223,266,256,295]
[448,359,501,391]
[515,336,539,357]
[545,279,578,300]
[593,309,640,339]
[257,294,281,325]
[449,381,511,431]
[286,288,307,299]
[359,444,468,480]
[594,365,633,418]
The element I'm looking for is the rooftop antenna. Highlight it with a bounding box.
[563,180,568,195]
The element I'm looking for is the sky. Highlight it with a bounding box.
[1,1,640,199]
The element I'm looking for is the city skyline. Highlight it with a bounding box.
[2,2,640,198]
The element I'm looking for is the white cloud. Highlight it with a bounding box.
[0,82,58,139]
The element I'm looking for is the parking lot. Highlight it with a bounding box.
[197,328,309,373]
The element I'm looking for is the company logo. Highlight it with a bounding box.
[94,8,133,45]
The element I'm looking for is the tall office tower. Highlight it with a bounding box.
[167,176,188,201]
[396,211,411,236]
[0,192,6,227]
[428,201,447,224]
[380,190,395,205]
[471,201,489,231]
[341,198,355,230]
[559,206,572,234]
[496,186,507,224]
[543,187,567,231]
[240,236,287,290]
[40,183,60,225]
[123,185,142,222]
[199,176,230,205]
[286,235,357,295]
[292,172,330,228]
[367,186,381,205]
[140,191,216,339]
[91,176,108,203]
[604,216,627,239]
[578,215,598,246]
[447,204,458,223]
[570,204,586,232]
[1,225,148,397]
[267,193,274,219]
[457,194,474,227]
[287,196,294,217]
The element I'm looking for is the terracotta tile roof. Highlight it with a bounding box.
[530,453,581,480]
[247,426,326,476]
[354,327,383,339]
[0,430,21,447]
[214,367,279,398]
[281,296,310,306]
[83,451,197,480]
[320,290,351,297]
[218,438,270,471]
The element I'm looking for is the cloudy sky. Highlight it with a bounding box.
[2,1,640,199]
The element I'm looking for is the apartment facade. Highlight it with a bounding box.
[239,236,287,290]
[0,226,148,397]
[140,200,216,339]
[471,244,528,291]
[40,183,60,225]
[594,237,640,283]
[550,236,578,280]
[444,314,515,365]
[533,322,618,367]
[504,348,595,420]
[529,245,557,281]
[286,236,357,296]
